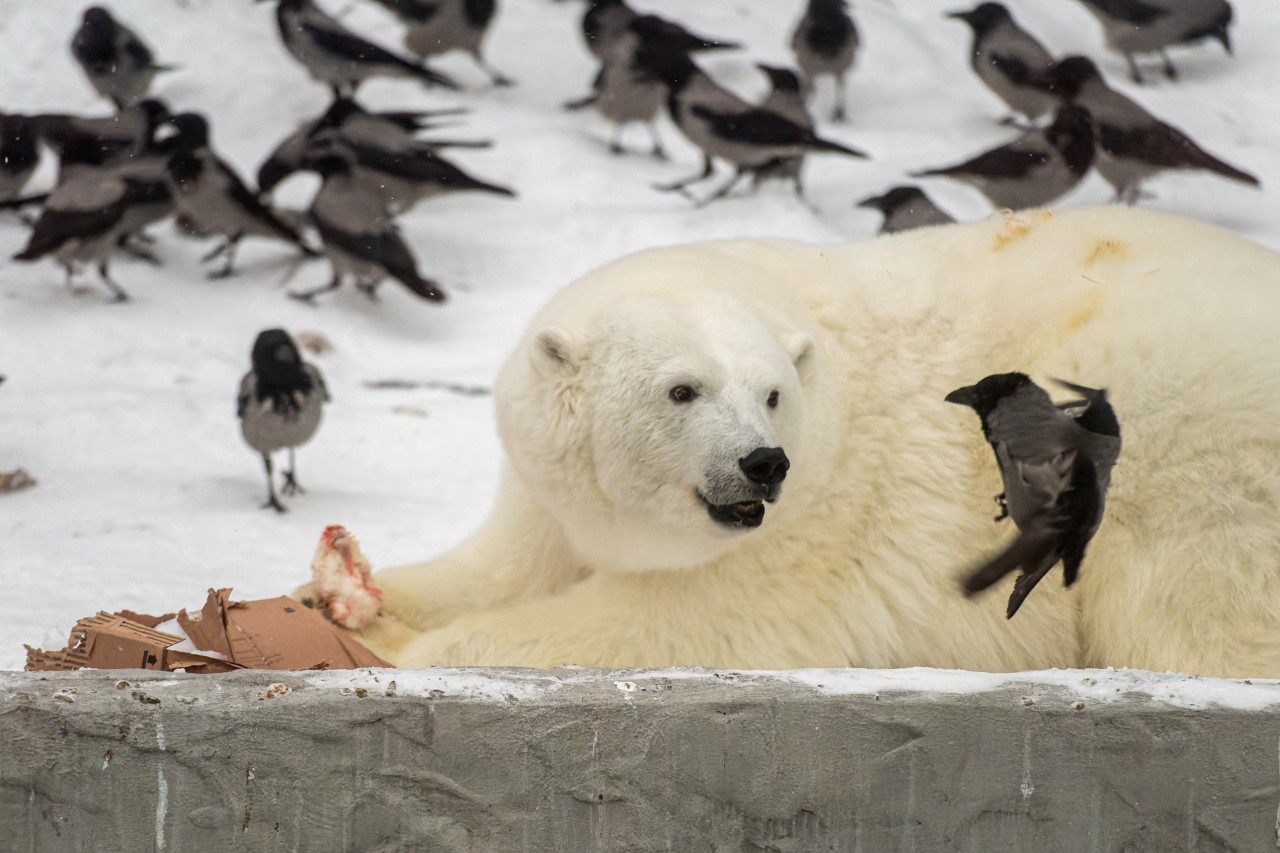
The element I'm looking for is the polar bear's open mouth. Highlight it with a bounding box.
[699,495,766,528]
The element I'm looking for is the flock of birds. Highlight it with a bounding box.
[0,0,1257,306]
[0,0,1251,603]
[1,1,519,306]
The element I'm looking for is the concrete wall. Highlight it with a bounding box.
[3,666,1279,852]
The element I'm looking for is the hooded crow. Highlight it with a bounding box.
[70,6,175,107]
[946,373,1121,618]
[369,0,515,86]
[163,112,316,277]
[256,96,477,194]
[750,64,813,198]
[948,3,1056,123]
[635,22,867,205]
[1071,0,1233,83]
[912,104,1094,210]
[857,185,956,233]
[264,0,457,96]
[1043,55,1257,202]
[567,11,740,159]
[790,0,860,122]
[238,328,330,513]
[291,140,447,304]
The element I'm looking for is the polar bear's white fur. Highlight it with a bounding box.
[359,207,1280,678]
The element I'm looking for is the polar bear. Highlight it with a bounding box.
[345,206,1280,678]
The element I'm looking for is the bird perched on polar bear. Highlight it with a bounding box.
[947,373,1122,619]
[305,206,1280,679]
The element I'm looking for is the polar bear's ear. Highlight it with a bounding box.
[785,332,816,380]
[532,327,580,377]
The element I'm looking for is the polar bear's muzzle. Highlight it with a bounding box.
[699,446,790,529]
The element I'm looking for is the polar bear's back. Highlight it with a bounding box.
[737,207,1280,677]
[916,209,1280,677]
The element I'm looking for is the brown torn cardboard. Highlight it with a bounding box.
[25,589,389,673]
[178,588,389,670]
[24,613,237,674]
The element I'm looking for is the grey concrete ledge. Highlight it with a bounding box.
[3,666,1280,852]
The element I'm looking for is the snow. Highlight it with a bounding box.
[1,0,1277,673]
[295,667,1280,712]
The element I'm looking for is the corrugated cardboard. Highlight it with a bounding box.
[24,613,238,673]
[24,589,389,673]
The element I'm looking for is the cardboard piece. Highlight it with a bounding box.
[24,613,238,674]
[24,589,389,673]
[178,588,389,670]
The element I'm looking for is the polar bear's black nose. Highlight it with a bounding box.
[740,447,790,488]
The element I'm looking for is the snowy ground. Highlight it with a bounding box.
[2,0,1277,671]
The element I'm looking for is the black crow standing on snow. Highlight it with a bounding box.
[948,3,1056,124]
[290,139,447,304]
[565,12,739,159]
[634,20,868,206]
[238,329,330,513]
[70,6,175,107]
[263,0,457,96]
[11,102,177,301]
[310,129,514,214]
[162,112,317,278]
[857,185,956,234]
[912,104,1095,211]
[791,0,860,122]
[12,162,149,302]
[1070,0,1234,83]
[368,0,515,86]
[1041,55,1257,203]
[256,96,478,195]
[578,0,737,61]
[751,64,813,199]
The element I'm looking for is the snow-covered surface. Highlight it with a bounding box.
[285,667,1280,712]
[2,0,1277,673]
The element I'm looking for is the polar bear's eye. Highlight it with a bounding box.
[669,385,696,403]
[767,390,780,408]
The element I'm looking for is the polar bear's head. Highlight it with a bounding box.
[495,247,822,572]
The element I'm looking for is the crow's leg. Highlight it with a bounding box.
[208,235,242,279]
[261,453,286,513]
[479,57,515,87]
[97,258,129,303]
[117,232,161,264]
[831,75,847,123]
[289,274,343,304]
[281,448,305,496]
[695,169,749,207]
[654,154,715,194]
[646,122,667,160]
[1125,52,1144,84]
[201,239,230,262]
